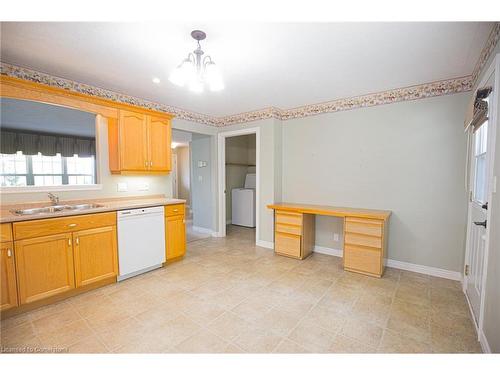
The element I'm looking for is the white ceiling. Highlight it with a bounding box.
[0,22,493,117]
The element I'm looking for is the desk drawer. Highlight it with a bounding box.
[344,232,382,249]
[345,217,383,237]
[275,232,301,258]
[275,223,302,236]
[344,244,381,276]
[13,212,116,240]
[275,211,302,226]
[165,204,185,217]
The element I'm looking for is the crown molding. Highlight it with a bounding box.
[1,23,498,128]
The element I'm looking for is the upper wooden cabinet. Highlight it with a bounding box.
[109,109,172,174]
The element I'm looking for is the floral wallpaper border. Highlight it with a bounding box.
[471,22,500,86]
[1,22,498,128]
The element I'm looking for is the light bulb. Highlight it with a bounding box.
[169,58,195,87]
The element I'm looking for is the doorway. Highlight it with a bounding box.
[217,127,260,242]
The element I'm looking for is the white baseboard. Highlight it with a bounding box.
[312,245,462,281]
[313,245,343,257]
[256,240,274,249]
[192,226,214,235]
[479,330,491,353]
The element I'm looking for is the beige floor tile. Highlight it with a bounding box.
[233,325,284,353]
[287,319,336,353]
[329,334,377,353]
[378,329,431,353]
[340,317,384,348]
[96,317,146,351]
[67,335,109,353]
[273,338,310,353]
[206,312,252,341]
[174,328,230,353]
[304,305,347,334]
[1,225,479,354]
[38,319,94,348]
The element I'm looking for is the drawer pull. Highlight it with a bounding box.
[173,209,179,212]
[68,223,77,228]
[7,249,12,257]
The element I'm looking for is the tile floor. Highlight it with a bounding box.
[0,225,481,354]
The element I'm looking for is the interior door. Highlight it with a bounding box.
[466,118,490,323]
[119,110,148,171]
[148,116,171,172]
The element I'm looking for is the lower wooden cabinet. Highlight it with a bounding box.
[1,241,18,311]
[274,211,314,260]
[15,233,75,305]
[165,214,186,260]
[73,226,118,287]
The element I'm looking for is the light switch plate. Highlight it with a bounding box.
[117,182,128,192]
[198,175,203,182]
[333,233,339,242]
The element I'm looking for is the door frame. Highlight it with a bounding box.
[463,55,499,351]
[216,127,260,242]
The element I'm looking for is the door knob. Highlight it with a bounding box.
[473,220,487,228]
[482,202,488,210]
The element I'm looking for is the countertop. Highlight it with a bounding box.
[267,202,391,220]
[0,195,186,223]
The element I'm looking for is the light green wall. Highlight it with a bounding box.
[282,93,470,272]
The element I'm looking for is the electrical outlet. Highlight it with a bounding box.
[117,182,128,192]
[333,233,339,242]
[138,183,149,191]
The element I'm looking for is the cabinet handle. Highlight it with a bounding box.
[76,237,79,245]
[7,249,12,257]
[150,161,153,167]
[68,223,77,228]
[68,238,72,246]
[173,209,179,212]
[145,161,148,168]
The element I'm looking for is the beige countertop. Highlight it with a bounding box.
[0,195,186,223]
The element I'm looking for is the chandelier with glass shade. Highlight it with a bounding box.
[169,30,224,93]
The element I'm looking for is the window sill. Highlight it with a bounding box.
[0,184,103,194]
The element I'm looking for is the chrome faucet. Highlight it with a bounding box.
[48,193,59,205]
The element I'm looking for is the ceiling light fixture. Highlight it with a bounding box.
[152,77,161,84]
[169,30,224,93]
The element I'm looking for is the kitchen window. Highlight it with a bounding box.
[0,151,96,187]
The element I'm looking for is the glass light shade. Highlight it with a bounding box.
[189,78,204,93]
[169,58,196,87]
[204,62,224,92]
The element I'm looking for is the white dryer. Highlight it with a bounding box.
[231,173,256,227]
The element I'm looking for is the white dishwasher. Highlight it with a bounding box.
[117,206,165,281]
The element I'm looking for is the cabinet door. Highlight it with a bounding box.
[119,110,148,171]
[165,215,186,260]
[148,116,171,172]
[15,233,75,305]
[73,226,118,287]
[1,242,18,311]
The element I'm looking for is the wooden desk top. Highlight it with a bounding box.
[267,202,391,221]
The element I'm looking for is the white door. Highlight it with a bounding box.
[466,117,490,323]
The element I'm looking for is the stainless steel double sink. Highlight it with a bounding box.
[11,203,103,216]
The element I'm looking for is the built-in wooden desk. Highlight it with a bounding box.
[267,203,392,277]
